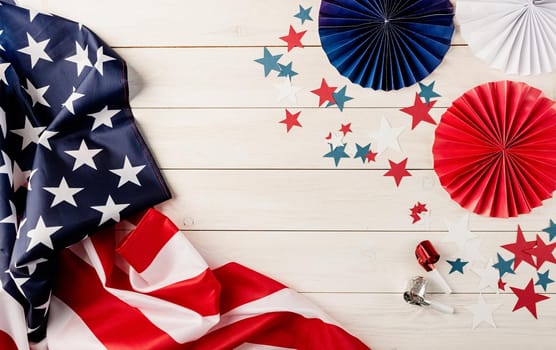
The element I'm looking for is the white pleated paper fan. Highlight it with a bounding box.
[457,0,556,75]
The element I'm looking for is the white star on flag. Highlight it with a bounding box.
[0,150,13,186]
[38,130,58,151]
[0,106,6,138]
[61,87,85,115]
[26,216,63,251]
[91,195,130,225]
[12,161,31,192]
[110,156,145,188]
[0,200,17,229]
[65,42,92,76]
[88,106,120,131]
[17,33,53,68]
[43,177,84,207]
[64,140,102,171]
[23,79,50,107]
[94,46,116,76]
[10,116,46,150]
[0,62,10,85]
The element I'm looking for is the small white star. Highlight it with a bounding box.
[64,140,102,171]
[88,106,120,131]
[26,216,62,251]
[27,169,38,191]
[0,151,13,186]
[38,130,58,151]
[10,116,46,150]
[0,106,6,138]
[465,294,500,329]
[0,62,10,85]
[274,80,302,104]
[16,258,47,275]
[61,87,85,115]
[23,79,50,107]
[369,117,404,154]
[472,258,500,291]
[327,132,345,149]
[94,46,116,76]
[17,33,53,68]
[0,30,4,51]
[0,200,18,229]
[91,195,130,226]
[65,42,92,76]
[110,156,145,188]
[444,214,477,251]
[43,177,84,207]
[6,270,28,297]
[12,161,31,192]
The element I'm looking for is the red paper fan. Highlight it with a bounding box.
[433,81,556,218]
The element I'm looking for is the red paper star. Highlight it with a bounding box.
[325,132,332,140]
[384,158,412,187]
[414,202,427,213]
[410,212,421,224]
[279,109,302,132]
[498,278,507,291]
[311,79,337,107]
[526,234,556,270]
[339,123,352,136]
[400,93,437,130]
[501,225,536,270]
[365,150,378,163]
[279,25,306,52]
[510,279,550,319]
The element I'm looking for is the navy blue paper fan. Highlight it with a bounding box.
[319,0,455,91]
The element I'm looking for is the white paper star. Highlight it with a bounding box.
[0,62,10,85]
[0,200,18,229]
[43,177,84,207]
[462,238,486,264]
[26,216,62,251]
[10,116,46,150]
[369,117,404,154]
[94,46,116,76]
[0,151,13,186]
[91,195,130,226]
[65,42,92,76]
[88,106,120,131]
[61,87,85,115]
[472,258,499,291]
[38,130,58,150]
[328,132,345,149]
[274,80,302,103]
[444,214,477,251]
[0,106,6,138]
[23,79,50,107]
[17,33,53,68]
[64,140,102,171]
[465,294,500,329]
[109,156,145,188]
[12,161,30,192]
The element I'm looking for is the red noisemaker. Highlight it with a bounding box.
[415,240,452,294]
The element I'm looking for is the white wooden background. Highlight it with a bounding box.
[22,0,556,349]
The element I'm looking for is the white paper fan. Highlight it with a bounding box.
[457,0,556,75]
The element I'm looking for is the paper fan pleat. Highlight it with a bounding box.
[319,0,454,91]
[433,81,556,218]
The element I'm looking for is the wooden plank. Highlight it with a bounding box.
[308,293,556,350]
[185,230,547,294]
[135,108,438,170]
[23,0,467,47]
[121,47,556,109]
[158,170,556,232]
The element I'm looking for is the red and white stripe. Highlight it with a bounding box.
[49,209,370,350]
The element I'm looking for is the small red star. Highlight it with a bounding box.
[311,78,337,107]
[410,212,421,224]
[526,234,556,270]
[384,158,412,187]
[279,25,306,52]
[498,278,507,291]
[510,279,550,319]
[365,151,378,163]
[279,109,302,133]
[339,123,352,136]
[501,225,536,270]
[400,93,437,130]
[414,202,427,213]
[325,132,332,140]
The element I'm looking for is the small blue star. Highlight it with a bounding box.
[354,143,371,164]
[326,85,353,112]
[294,5,313,25]
[492,253,515,278]
[542,219,556,241]
[418,81,441,104]
[254,47,282,77]
[536,270,555,291]
[277,62,298,81]
[446,258,468,274]
[323,144,350,167]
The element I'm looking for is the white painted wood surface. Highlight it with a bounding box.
[26,0,556,349]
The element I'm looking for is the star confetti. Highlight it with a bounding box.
[498,279,507,291]
[384,158,411,187]
[294,5,313,24]
[443,214,476,251]
[465,294,500,329]
[447,258,468,274]
[279,25,306,52]
[254,47,282,77]
[510,279,550,319]
[472,258,499,291]
[542,219,556,241]
[277,62,298,81]
[492,253,515,278]
[526,234,556,270]
[354,143,371,164]
[535,270,554,291]
[400,93,437,130]
[369,117,404,154]
[410,202,428,224]
[279,109,302,133]
[274,80,302,103]
[365,150,378,163]
[327,85,353,112]
[323,144,350,167]
[311,78,336,107]
[418,81,441,104]
[501,225,536,270]
[327,132,344,149]
[339,123,352,136]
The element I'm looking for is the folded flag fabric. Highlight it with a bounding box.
[46,208,370,350]
[0,1,171,344]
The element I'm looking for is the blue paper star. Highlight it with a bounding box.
[446,258,468,274]
[277,62,298,81]
[326,85,353,112]
[542,219,556,241]
[536,270,555,291]
[294,5,313,25]
[323,144,350,167]
[492,253,515,278]
[418,81,441,104]
[254,47,282,77]
[354,143,371,164]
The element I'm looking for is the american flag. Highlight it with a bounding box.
[0,0,171,344]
